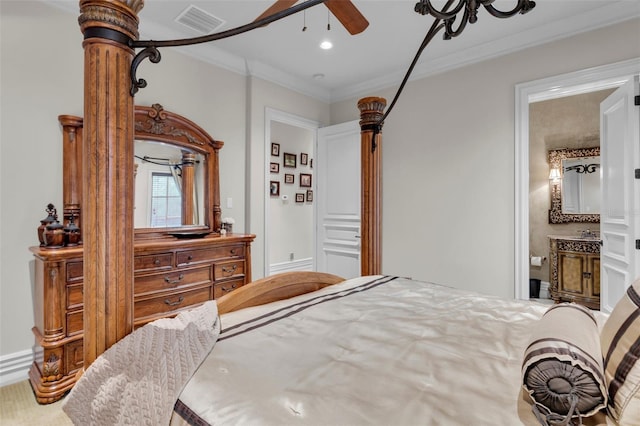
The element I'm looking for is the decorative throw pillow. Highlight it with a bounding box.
[600,278,640,425]
[522,303,607,423]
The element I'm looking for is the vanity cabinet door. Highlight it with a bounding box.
[588,254,600,298]
[558,252,587,296]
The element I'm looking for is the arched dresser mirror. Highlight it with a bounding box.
[28,104,254,403]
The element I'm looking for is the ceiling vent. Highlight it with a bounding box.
[175,5,225,35]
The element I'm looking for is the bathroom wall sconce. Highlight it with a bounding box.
[548,167,561,182]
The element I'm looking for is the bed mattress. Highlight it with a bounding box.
[171,275,611,425]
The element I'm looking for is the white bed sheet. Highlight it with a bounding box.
[172,275,611,426]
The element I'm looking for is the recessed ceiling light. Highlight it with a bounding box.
[319,40,333,50]
[313,73,325,80]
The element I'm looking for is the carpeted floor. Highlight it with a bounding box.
[0,380,72,425]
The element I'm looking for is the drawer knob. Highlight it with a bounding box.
[164,274,185,285]
[222,265,237,276]
[187,255,193,261]
[230,249,236,256]
[154,259,161,265]
[221,283,237,293]
[164,296,184,307]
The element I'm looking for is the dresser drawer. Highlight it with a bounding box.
[214,260,245,281]
[66,283,83,309]
[64,339,84,375]
[135,266,212,296]
[176,245,244,267]
[67,310,83,336]
[134,253,173,272]
[214,278,245,298]
[134,285,212,320]
[66,261,83,283]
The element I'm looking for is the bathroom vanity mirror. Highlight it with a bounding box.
[548,147,600,224]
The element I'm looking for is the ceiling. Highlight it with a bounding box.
[49,0,640,102]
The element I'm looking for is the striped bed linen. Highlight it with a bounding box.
[169,275,612,425]
[600,278,640,425]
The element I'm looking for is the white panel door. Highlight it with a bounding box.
[316,120,361,279]
[600,76,640,313]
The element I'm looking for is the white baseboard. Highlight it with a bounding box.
[269,257,313,275]
[0,349,33,387]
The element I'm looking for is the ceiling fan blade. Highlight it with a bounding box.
[254,0,299,23]
[325,0,369,35]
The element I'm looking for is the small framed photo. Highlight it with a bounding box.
[270,162,280,173]
[271,143,280,156]
[284,152,297,168]
[300,153,308,165]
[306,189,313,202]
[270,181,280,196]
[295,193,305,203]
[300,173,312,188]
[284,173,294,184]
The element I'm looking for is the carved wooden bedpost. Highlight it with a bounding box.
[358,97,386,276]
[78,0,143,367]
[181,151,197,225]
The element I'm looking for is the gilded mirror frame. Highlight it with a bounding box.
[548,147,600,224]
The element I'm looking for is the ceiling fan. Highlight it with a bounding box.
[254,0,369,35]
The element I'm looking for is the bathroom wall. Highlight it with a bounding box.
[528,89,615,283]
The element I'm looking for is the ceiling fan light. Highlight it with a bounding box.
[320,40,333,50]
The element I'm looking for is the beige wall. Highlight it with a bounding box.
[528,90,614,284]
[331,19,640,298]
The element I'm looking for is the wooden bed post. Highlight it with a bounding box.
[78,0,142,367]
[358,97,387,276]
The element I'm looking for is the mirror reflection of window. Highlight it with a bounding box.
[134,140,205,228]
[150,172,182,227]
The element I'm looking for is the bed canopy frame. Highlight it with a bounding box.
[77,0,384,367]
[77,0,534,367]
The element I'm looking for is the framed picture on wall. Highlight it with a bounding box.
[300,173,312,188]
[284,153,297,168]
[270,162,280,173]
[285,173,294,184]
[295,193,305,203]
[306,190,313,202]
[300,153,308,165]
[271,143,280,156]
[270,181,280,196]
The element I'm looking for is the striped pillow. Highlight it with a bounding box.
[522,303,607,421]
[600,278,640,425]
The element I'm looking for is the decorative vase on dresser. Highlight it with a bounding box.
[548,235,601,310]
